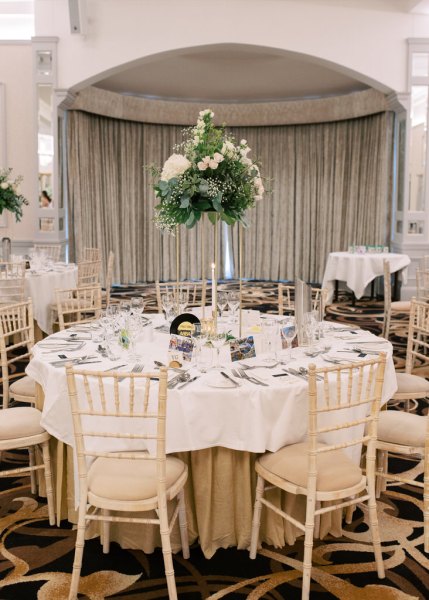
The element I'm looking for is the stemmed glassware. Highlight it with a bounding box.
[227,291,240,323]
[208,332,228,370]
[177,290,188,314]
[161,293,175,322]
[217,292,228,320]
[279,317,297,362]
[261,318,279,360]
[131,296,145,317]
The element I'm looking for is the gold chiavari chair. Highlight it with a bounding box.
[77,260,102,288]
[0,405,55,525]
[278,283,328,317]
[56,285,102,331]
[249,354,387,600]
[0,261,26,305]
[82,247,102,262]
[33,244,62,262]
[381,259,411,340]
[416,268,429,301]
[65,365,189,600]
[155,280,207,313]
[0,299,36,409]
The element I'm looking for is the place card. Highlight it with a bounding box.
[230,336,256,362]
[169,334,194,362]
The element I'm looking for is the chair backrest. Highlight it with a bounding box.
[416,268,429,301]
[83,247,102,262]
[278,284,327,317]
[78,260,102,288]
[306,354,387,483]
[0,299,35,408]
[155,280,207,313]
[405,297,429,374]
[65,365,168,486]
[33,244,62,262]
[382,259,392,339]
[419,255,429,272]
[0,261,26,305]
[56,284,102,330]
[104,251,115,307]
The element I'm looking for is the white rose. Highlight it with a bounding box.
[240,139,247,145]
[213,152,224,163]
[0,182,9,190]
[221,141,235,158]
[240,147,251,157]
[241,156,252,166]
[161,153,191,181]
[209,160,218,169]
[193,136,200,144]
[197,161,208,171]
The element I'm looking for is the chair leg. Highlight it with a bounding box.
[41,441,55,526]
[345,502,355,525]
[301,496,316,600]
[424,453,429,553]
[177,489,190,559]
[68,496,88,600]
[366,457,385,578]
[250,475,265,559]
[28,446,37,495]
[158,498,178,600]
[102,510,110,554]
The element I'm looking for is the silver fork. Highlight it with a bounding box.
[118,363,144,382]
[238,368,268,386]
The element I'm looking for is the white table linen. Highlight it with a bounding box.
[25,264,78,334]
[26,319,397,457]
[322,251,411,304]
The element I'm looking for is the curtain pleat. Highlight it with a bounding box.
[67,111,394,284]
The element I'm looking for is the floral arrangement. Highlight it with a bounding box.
[151,109,265,232]
[0,168,28,222]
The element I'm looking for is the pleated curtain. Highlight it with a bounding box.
[66,110,394,284]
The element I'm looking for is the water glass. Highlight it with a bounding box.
[279,317,296,362]
[217,291,228,319]
[227,291,240,323]
[261,318,279,359]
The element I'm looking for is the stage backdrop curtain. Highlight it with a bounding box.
[66,110,394,284]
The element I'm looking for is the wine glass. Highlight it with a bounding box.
[126,314,141,361]
[217,292,228,320]
[177,290,188,313]
[131,296,145,321]
[227,291,240,323]
[208,332,228,369]
[161,293,174,322]
[279,317,297,362]
[261,318,279,360]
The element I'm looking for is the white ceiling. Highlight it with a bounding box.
[94,45,372,104]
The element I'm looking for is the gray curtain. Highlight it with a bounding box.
[66,110,393,284]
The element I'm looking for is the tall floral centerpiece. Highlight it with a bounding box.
[152,109,264,231]
[0,168,28,222]
[150,109,266,332]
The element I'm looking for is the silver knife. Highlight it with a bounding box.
[177,376,199,389]
[220,371,240,387]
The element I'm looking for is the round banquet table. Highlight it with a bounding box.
[26,316,397,558]
[25,264,78,334]
[322,251,411,304]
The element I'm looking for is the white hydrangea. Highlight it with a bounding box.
[0,182,9,190]
[221,140,236,158]
[161,154,191,181]
[199,109,214,119]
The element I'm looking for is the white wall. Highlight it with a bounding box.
[0,41,37,244]
[35,0,429,94]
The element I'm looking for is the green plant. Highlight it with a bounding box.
[0,168,29,222]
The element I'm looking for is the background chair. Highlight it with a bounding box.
[155,280,207,313]
[278,283,327,317]
[65,365,189,600]
[82,247,102,262]
[416,268,429,301]
[0,406,55,525]
[249,355,387,600]
[56,284,102,330]
[375,408,429,551]
[33,243,62,262]
[389,297,429,410]
[0,299,36,409]
[77,260,102,288]
[0,261,26,305]
[381,259,410,339]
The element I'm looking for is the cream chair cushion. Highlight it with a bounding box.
[395,373,429,395]
[88,455,186,501]
[378,410,426,447]
[257,442,362,492]
[0,406,45,440]
[10,375,36,398]
[391,300,411,312]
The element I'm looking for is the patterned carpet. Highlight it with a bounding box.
[0,283,427,599]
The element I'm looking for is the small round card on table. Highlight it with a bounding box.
[170,313,201,338]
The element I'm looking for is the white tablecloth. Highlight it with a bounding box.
[322,252,411,304]
[25,265,78,334]
[26,318,397,457]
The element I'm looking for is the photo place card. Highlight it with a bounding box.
[169,334,194,362]
[230,336,256,362]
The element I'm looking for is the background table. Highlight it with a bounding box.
[25,265,78,334]
[322,251,411,304]
[27,319,397,557]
